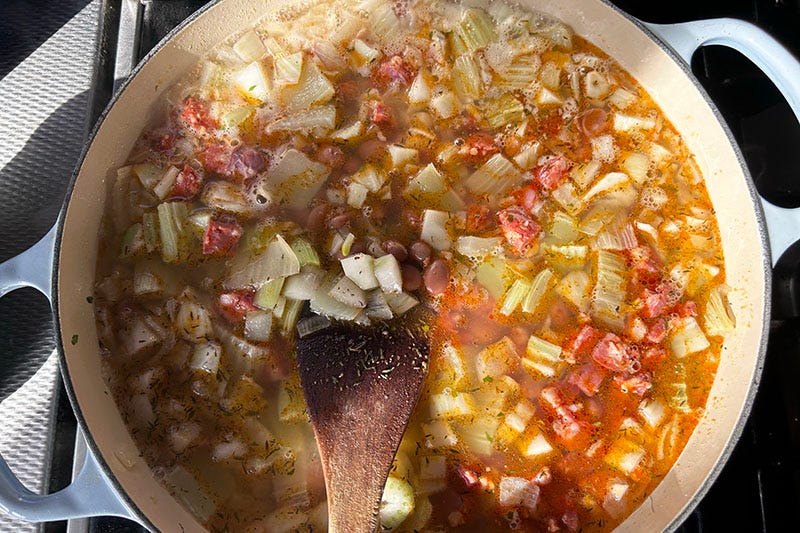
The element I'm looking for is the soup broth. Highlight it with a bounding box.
[94,0,736,530]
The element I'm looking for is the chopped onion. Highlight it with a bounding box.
[281,60,335,112]
[388,144,419,168]
[408,72,431,104]
[202,181,252,214]
[233,61,272,102]
[297,315,331,338]
[245,310,274,342]
[584,172,630,202]
[384,291,419,316]
[613,112,656,132]
[670,317,710,358]
[341,253,380,290]
[365,289,394,320]
[190,341,222,374]
[374,253,403,294]
[420,209,452,251]
[226,234,300,290]
[267,105,336,134]
[521,433,554,458]
[347,181,369,208]
[430,90,458,119]
[328,275,367,308]
[274,51,304,85]
[254,277,285,309]
[283,267,325,300]
[233,30,267,62]
[498,477,540,510]
[379,476,415,532]
[430,392,473,419]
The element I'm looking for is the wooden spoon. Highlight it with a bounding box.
[296,310,431,533]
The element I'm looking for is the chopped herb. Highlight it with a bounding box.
[86,296,93,304]
[483,375,494,383]
[71,334,79,345]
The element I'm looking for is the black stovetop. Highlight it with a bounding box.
[17,0,800,531]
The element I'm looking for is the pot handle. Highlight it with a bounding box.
[0,226,136,523]
[644,18,800,266]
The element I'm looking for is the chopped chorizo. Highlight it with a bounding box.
[564,325,601,360]
[457,132,500,165]
[591,333,639,373]
[216,291,257,324]
[180,96,216,136]
[170,165,204,200]
[497,206,541,255]
[539,386,592,449]
[375,55,414,86]
[532,156,571,191]
[368,100,394,128]
[575,108,608,138]
[567,362,606,397]
[466,204,492,233]
[614,371,653,396]
[203,218,243,256]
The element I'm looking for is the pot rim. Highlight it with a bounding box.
[50,0,772,529]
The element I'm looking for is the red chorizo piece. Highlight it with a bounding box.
[532,156,571,191]
[563,324,601,362]
[591,333,640,373]
[641,280,682,318]
[170,165,204,200]
[567,362,607,397]
[200,143,266,182]
[375,55,414,86]
[315,144,346,169]
[625,245,661,285]
[513,184,540,215]
[203,218,243,256]
[614,371,653,396]
[180,96,217,136]
[645,317,668,344]
[497,206,541,255]
[539,386,593,449]
[216,291,257,324]
[368,100,395,129]
[457,132,500,166]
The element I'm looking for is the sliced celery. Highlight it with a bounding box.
[591,250,626,331]
[157,201,190,263]
[499,279,531,316]
[291,238,320,267]
[281,299,305,336]
[254,277,285,310]
[481,93,525,129]
[526,335,562,363]
[522,269,553,314]
[457,8,497,51]
[452,54,483,99]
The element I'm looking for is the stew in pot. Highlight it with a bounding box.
[93,0,737,530]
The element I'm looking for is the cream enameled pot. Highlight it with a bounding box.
[1,0,799,531]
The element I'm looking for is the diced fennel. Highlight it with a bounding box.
[420,210,452,251]
[379,476,415,532]
[595,222,637,250]
[704,285,736,336]
[254,277,285,309]
[522,269,553,314]
[513,141,541,170]
[374,253,403,294]
[365,289,393,320]
[408,72,431,104]
[297,315,331,338]
[457,8,497,51]
[282,267,325,300]
[476,336,517,379]
[638,399,666,429]
[584,172,630,202]
[613,113,656,132]
[549,212,579,243]
[670,317,710,358]
[476,256,510,299]
[604,438,645,475]
[221,105,255,129]
[384,292,419,316]
[521,433,554,458]
[352,165,387,193]
[622,152,650,183]
[499,279,531,316]
[262,149,330,210]
[422,419,458,449]
[430,392,473,419]
[388,144,419,168]
[132,264,163,296]
[274,52,303,85]
[608,87,637,109]
[347,181,369,208]
[456,236,501,259]
[233,30,266,62]
[157,201,190,263]
[405,163,447,203]
[430,90,458,119]
[464,153,522,196]
[281,60,335,112]
[557,270,590,311]
[267,105,336,134]
[419,455,447,480]
[233,61,272,102]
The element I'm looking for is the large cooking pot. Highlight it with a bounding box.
[1,0,798,530]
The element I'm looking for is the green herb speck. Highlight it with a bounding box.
[71,334,79,345]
